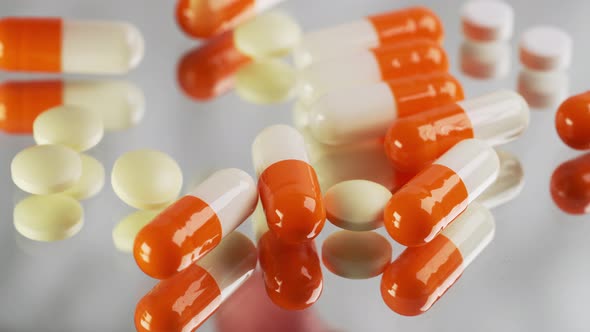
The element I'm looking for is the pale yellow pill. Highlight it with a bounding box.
[322,230,392,279]
[236,59,298,104]
[324,180,392,231]
[11,144,82,195]
[14,194,84,242]
[234,10,302,58]
[33,105,104,152]
[62,154,105,200]
[112,210,160,253]
[111,149,183,210]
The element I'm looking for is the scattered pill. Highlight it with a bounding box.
[112,210,160,253]
[111,149,183,210]
[550,153,590,215]
[477,150,525,209]
[62,154,105,200]
[11,144,82,195]
[384,139,499,247]
[460,40,510,79]
[556,91,590,150]
[234,11,302,58]
[519,26,572,71]
[517,69,568,109]
[14,194,84,242]
[381,202,495,316]
[461,0,514,42]
[235,59,298,104]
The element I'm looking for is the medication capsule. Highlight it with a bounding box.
[555,91,590,150]
[0,17,143,74]
[381,202,495,316]
[295,6,444,68]
[135,232,257,332]
[384,139,499,247]
[113,210,160,253]
[252,124,326,243]
[384,90,529,173]
[134,168,257,279]
[309,73,464,145]
[550,153,590,215]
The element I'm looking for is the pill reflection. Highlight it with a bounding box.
[476,149,524,209]
[517,69,568,109]
[550,152,590,215]
[460,40,510,79]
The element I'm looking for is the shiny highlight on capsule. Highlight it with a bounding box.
[555,91,590,150]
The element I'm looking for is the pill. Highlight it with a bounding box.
[135,232,257,332]
[519,26,572,71]
[253,124,326,243]
[0,18,143,74]
[460,40,510,79]
[384,139,499,247]
[176,0,285,39]
[235,59,298,104]
[384,90,529,173]
[62,154,105,200]
[556,91,590,150]
[11,144,82,195]
[381,202,495,316]
[292,101,310,130]
[517,69,568,109]
[300,40,449,104]
[111,149,183,210]
[550,153,590,215]
[234,11,302,58]
[112,210,160,253]
[322,231,392,279]
[476,150,524,209]
[461,0,513,42]
[324,180,392,231]
[134,168,257,279]
[309,73,464,145]
[14,194,84,242]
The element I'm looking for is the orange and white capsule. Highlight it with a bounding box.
[0,17,143,74]
[381,202,495,316]
[309,73,464,145]
[135,232,257,332]
[294,6,444,68]
[384,139,499,247]
[133,168,258,279]
[385,90,529,173]
[253,124,326,243]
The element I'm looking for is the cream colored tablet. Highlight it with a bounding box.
[234,11,302,58]
[33,105,104,152]
[112,210,159,253]
[322,230,392,279]
[11,144,82,195]
[236,59,298,104]
[111,149,183,210]
[14,194,84,242]
[324,180,392,231]
[62,154,105,200]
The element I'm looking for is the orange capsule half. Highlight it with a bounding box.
[550,153,590,215]
[555,91,590,150]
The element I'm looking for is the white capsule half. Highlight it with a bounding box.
[252,124,310,176]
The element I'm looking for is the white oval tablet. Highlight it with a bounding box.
[519,26,572,71]
[477,149,525,209]
[461,0,514,42]
[112,209,160,253]
[236,59,298,104]
[62,154,105,200]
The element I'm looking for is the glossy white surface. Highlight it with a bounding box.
[255,0,287,13]
[252,124,310,176]
[461,0,514,42]
[477,149,525,209]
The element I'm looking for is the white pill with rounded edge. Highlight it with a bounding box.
[461,0,514,42]
[477,149,525,209]
[236,59,298,104]
[519,26,572,71]
[62,154,105,200]
[112,210,160,253]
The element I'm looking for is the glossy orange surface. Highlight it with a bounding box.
[368,6,444,45]
[0,80,63,133]
[134,195,223,279]
[176,0,255,39]
[177,30,251,101]
[258,231,323,310]
[135,263,222,332]
[0,18,62,72]
[259,160,326,243]
[550,153,590,215]
[384,102,474,173]
[373,40,448,81]
[380,234,463,316]
[384,164,469,247]
[555,91,590,150]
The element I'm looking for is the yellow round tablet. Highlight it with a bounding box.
[111,149,183,210]
[234,11,302,58]
[33,105,104,152]
[62,154,105,200]
[112,210,160,253]
[14,194,84,242]
[11,144,82,195]
[236,59,298,104]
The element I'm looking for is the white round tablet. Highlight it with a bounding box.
[477,149,525,209]
[62,154,105,200]
[517,69,568,109]
[112,209,160,253]
[235,59,298,104]
[460,40,511,79]
[461,0,514,42]
[519,26,572,71]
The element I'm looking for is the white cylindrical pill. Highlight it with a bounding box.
[519,26,572,71]
[461,0,514,42]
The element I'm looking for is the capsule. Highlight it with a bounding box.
[294,6,444,68]
[385,90,529,173]
[555,91,590,150]
[135,232,257,332]
[253,124,326,243]
[300,40,449,103]
[381,202,495,316]
[133,168,258,279]
[384,139,499,247]
[550,153,590,215]
[309,73,464,145]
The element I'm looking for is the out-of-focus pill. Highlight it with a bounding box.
[476,149,524,209]
[235,59,298,104]
[384,139,499,247]
[519,26,572,71]
[551,153,590,215]
[234,11,302,58]
[460,40,510,79]
[112,210,160,253]
[517,69,568,109]
[324,180,392,231]
[0,18,143,74]
[461,0,513,42]
[385,90,529,173]
[111,149,183,210]
[62,154,105,200]
[322,231,392,279]
[11,144,82,195]
[14,194,84,242]
[556,91,590,150]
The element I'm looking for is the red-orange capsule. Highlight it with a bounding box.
[550,153,590,215]
[555,91,590,150]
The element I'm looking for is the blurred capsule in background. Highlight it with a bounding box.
[62,154,105,201]
[476,149,524,209]
[517,69,568,109]
[112,210,160,253]
[460,40,510,79]
[550,153,590,215]
[555,91,590,150]
[235,59,298,104]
